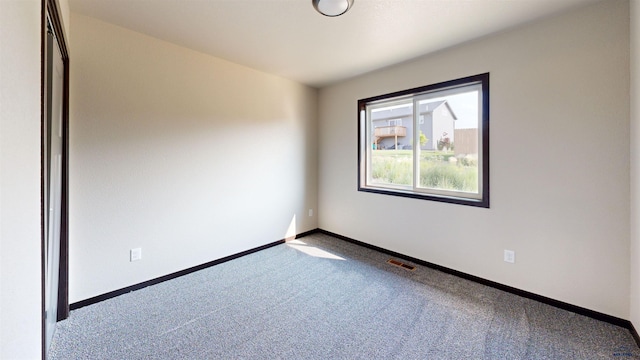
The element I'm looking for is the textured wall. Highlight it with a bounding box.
[318,0,630,318]
[69,14,318,303]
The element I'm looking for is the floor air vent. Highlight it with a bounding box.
[387,259,416,271]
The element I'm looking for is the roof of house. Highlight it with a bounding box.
[371,100,458,122]
[418,100,458,120]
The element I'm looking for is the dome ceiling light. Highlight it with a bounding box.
[312,0,354,17]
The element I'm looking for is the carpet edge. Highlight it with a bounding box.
[316,228,638,344]
[68,234,303,311]
[68,227,640,350]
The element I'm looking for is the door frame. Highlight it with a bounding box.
[41,0,69,357]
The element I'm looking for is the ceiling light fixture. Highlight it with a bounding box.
[312,0,354,17]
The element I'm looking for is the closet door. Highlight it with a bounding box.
[44,14,64,354]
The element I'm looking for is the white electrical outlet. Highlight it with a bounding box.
[130,248,142,262]
[504,249,515,264]
[308,209,313,217]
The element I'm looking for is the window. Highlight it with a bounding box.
[358,73,489,208]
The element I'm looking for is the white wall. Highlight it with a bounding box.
[69,14,318,303]
[0,2,42,357]
[631,0,640,330]
[0,1,71,357]
[319,0,630,318]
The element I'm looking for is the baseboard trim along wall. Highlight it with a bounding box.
[70,229,319,310]
[631,324,640,349]
[71,241,252,309]
[69,228,639,348]
[314,229,640,348]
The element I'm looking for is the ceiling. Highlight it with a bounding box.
[68,0,601,88]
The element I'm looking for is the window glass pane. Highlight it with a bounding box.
[369,101,413,187]
[358,73,489,208]
[416,88,480,196]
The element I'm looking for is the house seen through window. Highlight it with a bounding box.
[358,73,489,207]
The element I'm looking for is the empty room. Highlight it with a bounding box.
[2,0,640,358]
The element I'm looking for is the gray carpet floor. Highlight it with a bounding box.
[49,233,640,359]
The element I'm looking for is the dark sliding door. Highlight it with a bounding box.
[42,0,69,357]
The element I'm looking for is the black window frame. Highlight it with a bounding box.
[357,73,490,208]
